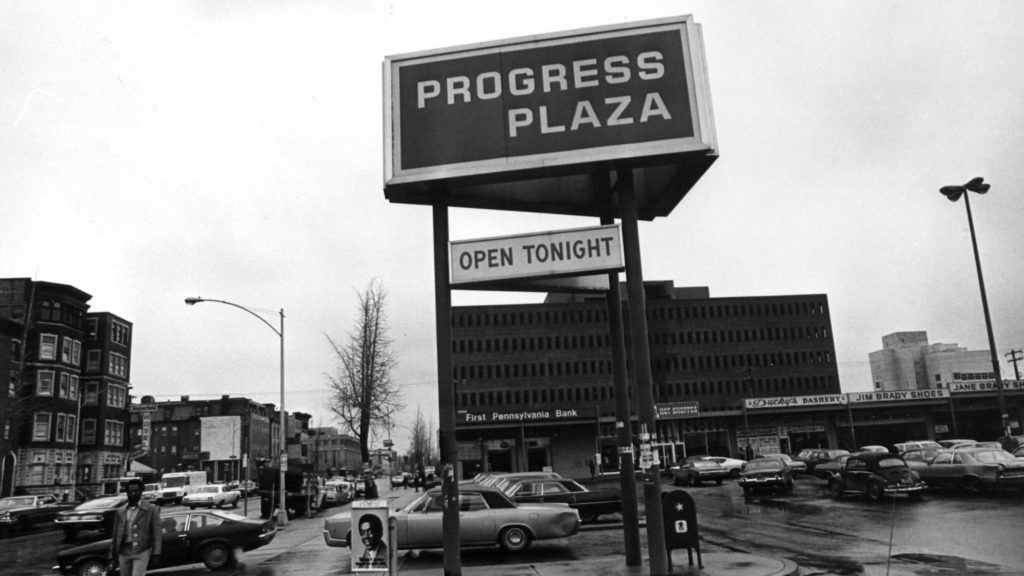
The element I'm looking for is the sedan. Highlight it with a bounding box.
[814,453,852,479]
[503,478,621,523]
[915,447,1024,493]
[738,458,794,497]
[54,509,277,576]
[705,456,746,478]
[322,484,579,553]
[763,453,807,475]
[672,456,730,486]
[53,495,126,540]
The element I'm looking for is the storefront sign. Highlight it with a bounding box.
[450,225,622,287]
[848,389,949,403]
[457,406,597,424]
[655,401,700,419]
[745,394,847,410]
[950,380,1024,394]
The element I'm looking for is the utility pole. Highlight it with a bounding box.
[1006,349,1023,381]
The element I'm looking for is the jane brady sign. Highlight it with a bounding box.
[383,16,715,188]
[450,224,623,287]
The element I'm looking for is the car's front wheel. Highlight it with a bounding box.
[202,541,234,569]
[498,526,531,553]
[865,482,884,502]
[578,510,597,523]
[75,558,107,576]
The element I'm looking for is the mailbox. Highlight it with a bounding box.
[661,489,702,569]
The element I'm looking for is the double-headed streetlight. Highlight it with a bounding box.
[939,177,1010,437]
[185,297,287,525]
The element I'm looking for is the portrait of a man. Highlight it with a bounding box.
[354,512,388,570]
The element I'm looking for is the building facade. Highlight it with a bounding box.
[452,281,842,479]
[130,395,285,486]
[870,331,995,391]
[0,278,132,497]
[307,427,362,477]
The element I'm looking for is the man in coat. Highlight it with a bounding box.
[108,478,162,576]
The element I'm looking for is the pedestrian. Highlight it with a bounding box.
[108,477,162,576]
[402,475,409,490]
[588,459,596,479]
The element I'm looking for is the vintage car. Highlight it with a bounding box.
[706,456,747,477]
[914,447,1024,493]
[795,449,849,476]
[0,494,76,533]
[893,440,942,454]
[322,484,579,553]
[814,453,853,479]
[899,448,940,470]
[937,438,977,449]
[182,484,242,509]
[54,509,277,576]
[829,452,926,501]
[738,458,795,496]
[763,453,807,475]
[503,477,621,523]
[53,495,126,539]
[323,480,354,507]
[672,456,730,486]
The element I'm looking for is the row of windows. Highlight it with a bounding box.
[32,412,78,442]
[952,372,995,381]
[453,300,828,329]
[35,371,80,399]
[37,299,86,329]
[79,382,127,408]
[39,333,82,365]
[80,419,124,446]
[455,374,836,408]
[454,325,832,355]
[455,349,833,381]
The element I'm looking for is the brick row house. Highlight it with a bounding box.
[0,278,131,497]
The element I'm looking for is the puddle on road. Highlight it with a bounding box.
[892,553,1004,575]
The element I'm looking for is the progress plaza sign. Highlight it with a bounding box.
[383,16,717,219]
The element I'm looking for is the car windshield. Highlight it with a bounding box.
[0,497,36,509]
[76,496,126,510]
[196,486,220,493]
[972,450,1016,463]
[745,460,782,471]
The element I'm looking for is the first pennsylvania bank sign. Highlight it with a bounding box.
[383,16,715,196]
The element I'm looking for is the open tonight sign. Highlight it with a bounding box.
[384,16,714,187]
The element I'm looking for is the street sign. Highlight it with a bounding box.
[655,401,700,419]
[451,225,623,288]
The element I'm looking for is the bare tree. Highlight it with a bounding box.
[406,406,434,473]
[325,280,402,465]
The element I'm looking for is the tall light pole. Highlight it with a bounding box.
[185,297,288,525]
[939,177,1010,437]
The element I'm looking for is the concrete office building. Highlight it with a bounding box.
[452,281,841,479]
[869,331,995,391]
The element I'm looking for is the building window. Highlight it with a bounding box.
[112,321,130,346]
[84,382,98,405]
[40,334,58,360]
[37,370,55,396]
[86,350,101,372]
[33,412,51,441]
[108,384,127,408]
[56,413,67,442]
[105,420,125,446]
[109,352,128,378]
[61,338,80,364]
[82,419,96,444]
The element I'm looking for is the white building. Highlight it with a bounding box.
[869,331,993,391]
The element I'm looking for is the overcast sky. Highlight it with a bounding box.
[4,1,1023,454]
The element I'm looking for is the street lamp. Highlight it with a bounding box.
[185,296,288,525]
[939,177,1010,437]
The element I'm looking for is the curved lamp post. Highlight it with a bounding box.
[939,177,1009,436]
[185,297,288,525]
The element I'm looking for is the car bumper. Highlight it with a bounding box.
[323,528,348,548]
[883,483,926,495]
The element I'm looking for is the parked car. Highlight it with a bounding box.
[814,453,853,479]
[1014,445,1024,459]
[391,473,411,489]
[792,449,819,474]
[796,449,849,476]
[503,477,621,523]
[54,509,277,576]
[323,481,354,507]
[322,484,580,553]
[0,494,77,534]
[53,495,126,539]
[738,458,795,497]
[899,448,940,470]
[829,452,926,501]
[937,438,977,449]
[141,483,162,502]
[914,447,1024,493]
[672,456,730,486]
[857,445,890,453]
[705,456,747,478]
[893,440,942,454]
[182,484,242,509]
[762,453,807,475]
[953,441,1002,450]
